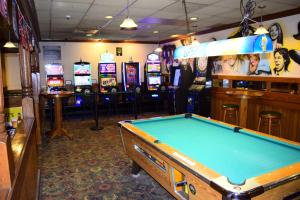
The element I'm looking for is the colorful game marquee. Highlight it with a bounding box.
[174,35,273,59]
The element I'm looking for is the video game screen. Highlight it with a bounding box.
[45,63,64,75]
[148,76,161,85]
[100,77,117,87]
[47,78,64,87]
[74,64,91,75]
[173,69,181,86]
[99,63,116,74]
[147,62,161,73]
[126,64,137,84]
[74,76,92,86]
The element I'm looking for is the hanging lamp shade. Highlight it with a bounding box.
[4,41,16,48]
[154,46,162,52]
[254,24,269,35]
[3,31,16,48]
[120,17,138,30]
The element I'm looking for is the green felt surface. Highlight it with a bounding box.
[132,115,300,185]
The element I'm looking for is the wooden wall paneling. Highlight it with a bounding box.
[211,88,300,142]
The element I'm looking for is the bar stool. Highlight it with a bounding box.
[257,111,282,136]
[222,104,239,125]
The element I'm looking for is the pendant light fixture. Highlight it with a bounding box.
[120,0,138,30]
[254,4,268,35]
[154,45,162,53]
[4,31,16,48]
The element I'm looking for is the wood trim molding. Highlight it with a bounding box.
[40,39,158,44]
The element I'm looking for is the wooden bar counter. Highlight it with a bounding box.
[0,118,39,200]
[211,75,300,142]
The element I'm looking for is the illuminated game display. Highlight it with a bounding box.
[145,53,162,91]
[99,62,117,93]
[73,61,92,93]
[122,62,141,91]
[99,63,116,74]
[45,63,64,90]
[98,52,118,93]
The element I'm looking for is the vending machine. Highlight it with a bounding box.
[45,63,64,91]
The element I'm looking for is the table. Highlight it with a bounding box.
[225,90,264,128]
[42,91,73,139]
[119,114,300,200]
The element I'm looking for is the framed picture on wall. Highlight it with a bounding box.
[116,47,122,56]
[65,80,72,85]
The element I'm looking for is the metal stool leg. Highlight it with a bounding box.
[235,110,239,125]
[278,118,282,137]
[223,110,227,122]
[257,117,261,132]
[268,118,272,134]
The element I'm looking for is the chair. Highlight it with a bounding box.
[222,104,239,125]
[257,111,282,136]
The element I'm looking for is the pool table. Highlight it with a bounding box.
[118,114,300,200]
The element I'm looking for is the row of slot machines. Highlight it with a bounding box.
[45,53,164,94]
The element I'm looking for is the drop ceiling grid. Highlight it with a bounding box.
[34,0,300,41]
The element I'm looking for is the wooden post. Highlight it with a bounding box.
[19,46,34,119]
[31,49,42,144]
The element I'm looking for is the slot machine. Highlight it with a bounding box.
[45,63,64,92]
[121,62,141,92]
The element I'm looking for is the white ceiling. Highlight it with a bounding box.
[34,0,299,42]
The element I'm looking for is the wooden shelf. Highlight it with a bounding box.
[212,75,300,83]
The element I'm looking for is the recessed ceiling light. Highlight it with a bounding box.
[65,15,71,20]
[86,33,93,37]
[153,30,159,34]
[190,17,198,21]
[105,16,113,19]
[170,34,179,38]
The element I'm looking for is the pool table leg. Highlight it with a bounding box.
[131,161,141,177]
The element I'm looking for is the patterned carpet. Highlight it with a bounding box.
[39,113,175,200]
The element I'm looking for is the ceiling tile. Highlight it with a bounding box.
[189,5,233,16]
[150,11,184,19]
[53,0,94,3]
[52,1,90,12]
[34,0,299,41]
[162,1,208,13]
[131,0,177,9]
[94,0,128,7]
[35,0,51,10]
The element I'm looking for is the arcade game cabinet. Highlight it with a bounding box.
[122,61,141,92]
[73,61,92,106]
[145,53,162,93]
[73,61,92,93]
[45,63,64,91]
[122,61,141,114]
[99,62,117,93]
[168,61,181,114]
[186,57,212,116]
[99,62,118,113]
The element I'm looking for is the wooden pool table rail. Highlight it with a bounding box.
[119,114,300,199]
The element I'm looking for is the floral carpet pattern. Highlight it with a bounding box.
[39,113,174,200]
